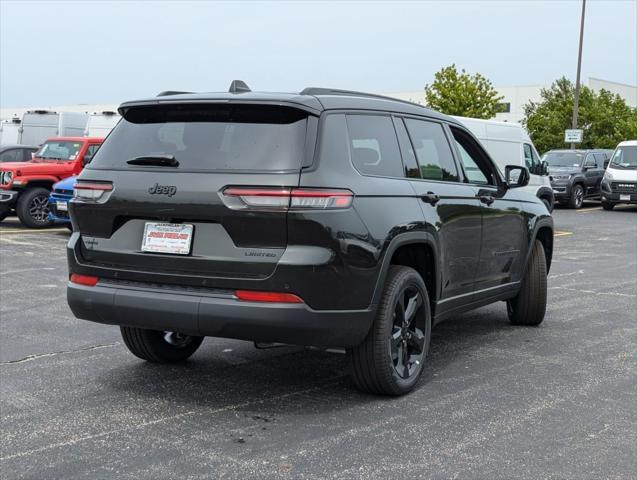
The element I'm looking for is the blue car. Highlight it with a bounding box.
[48,176,76,229]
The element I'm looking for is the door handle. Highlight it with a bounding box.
[421,192,440,206]
[478,195,495,206]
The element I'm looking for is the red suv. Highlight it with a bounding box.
[0,137,103,227]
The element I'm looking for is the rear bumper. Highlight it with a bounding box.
[48,194,71,223]
[67,281,373,347]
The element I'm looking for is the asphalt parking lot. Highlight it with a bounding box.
[1,203,636,480]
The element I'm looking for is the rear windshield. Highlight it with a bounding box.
[87,104,309,172]
[543,151,584,167]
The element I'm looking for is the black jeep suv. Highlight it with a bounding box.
[67,84,553,396]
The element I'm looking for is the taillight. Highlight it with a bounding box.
[222,187,353,210]
[70,273,99,286]
[74,182,113,200]
[235,290,303,303]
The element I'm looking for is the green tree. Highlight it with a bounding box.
[523,77,637,154]
[424,64,503,119]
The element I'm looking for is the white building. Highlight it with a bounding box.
[384,77,637,124]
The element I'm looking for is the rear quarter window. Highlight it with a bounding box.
[345,114,404,178]
[87,104,310,172]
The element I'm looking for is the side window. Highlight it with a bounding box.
[583,154,596,168]
[594,153,606,168]
[393,117,420,178]
[450,127,496,185]
[346,115,403,177]
[23,148,36,161]
[83,144,101,165]
[404,119,459,182]
[523,143,534,169]
[0,149,21,162]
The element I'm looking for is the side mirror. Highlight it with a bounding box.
[541,160,549,176]
[604,159,610,168]
[82,154,92,166]
[505,165,530,188]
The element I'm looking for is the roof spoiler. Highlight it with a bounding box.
[156,91,193,97]
[229,80,251,93]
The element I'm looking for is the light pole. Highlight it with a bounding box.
[571,0,586,149]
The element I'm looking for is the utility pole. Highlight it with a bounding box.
[571,0,586,149]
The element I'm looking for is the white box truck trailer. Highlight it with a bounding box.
[84,111,120,138]
[17,110,89,146]
[0,117,22,145]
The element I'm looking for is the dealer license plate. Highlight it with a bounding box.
[141,222,193,255]
[620,194,631,201]
[56,201,68,212]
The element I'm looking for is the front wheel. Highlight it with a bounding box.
[120,327,204,363]
[350,266,432,396]
[0,203,9,222]
[568,184,584,209]
[16,187,54,228]
[601,201,615,211]
[507,240,547,326]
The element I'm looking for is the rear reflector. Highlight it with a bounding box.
[70,273,99,286]
[235,290,303,303]
[74,182,113,200]
[222,187,353,210]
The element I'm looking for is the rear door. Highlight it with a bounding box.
[397,117,483,301]
[72,103,315,281]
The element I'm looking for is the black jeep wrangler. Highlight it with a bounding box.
[67,83,553,396]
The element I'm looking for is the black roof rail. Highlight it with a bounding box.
[156,91,193,97]
[229,80,251,93]
[300,87,422,107]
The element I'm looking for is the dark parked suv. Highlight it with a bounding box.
[544,149,613,208]
[67,84,553,395]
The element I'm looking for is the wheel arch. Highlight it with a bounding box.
[370,232,440,317]
[528,218,554,274]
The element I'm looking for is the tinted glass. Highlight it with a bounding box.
[88,104,308,172]
[393,118,420,178]
[405,119,458,182]
[0,149,21,162]
[346,115,403,178]
[451,127,495,185]
[594,153,607,167]
[583,154,596,167]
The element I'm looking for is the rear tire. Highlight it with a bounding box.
[568,184,584,209]
[507,240,547,326]
[350,266,432,396]
[601,201,615,211]
[16,187,54,228]
[120,326,204,363]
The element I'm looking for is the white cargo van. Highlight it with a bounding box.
[600,140,637,209]
[84,111,120,138]
[453,116,554,211]
[18,110,89,146]
[0,117,21,145]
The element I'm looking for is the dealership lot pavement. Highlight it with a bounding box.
[1,204,636,480]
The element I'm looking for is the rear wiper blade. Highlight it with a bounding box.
[126,155,179,167]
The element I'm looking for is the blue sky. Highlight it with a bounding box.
[1,0,636,107]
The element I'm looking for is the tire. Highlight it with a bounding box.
[507,240,547,326]
[0,203,9,222]
[16,187,54,228]
[350,266,432,396]
[601,201,615,211]
[541,197,553,213]
[65,223,74,231]
[120,326,204,363]
[568,184,584,209]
